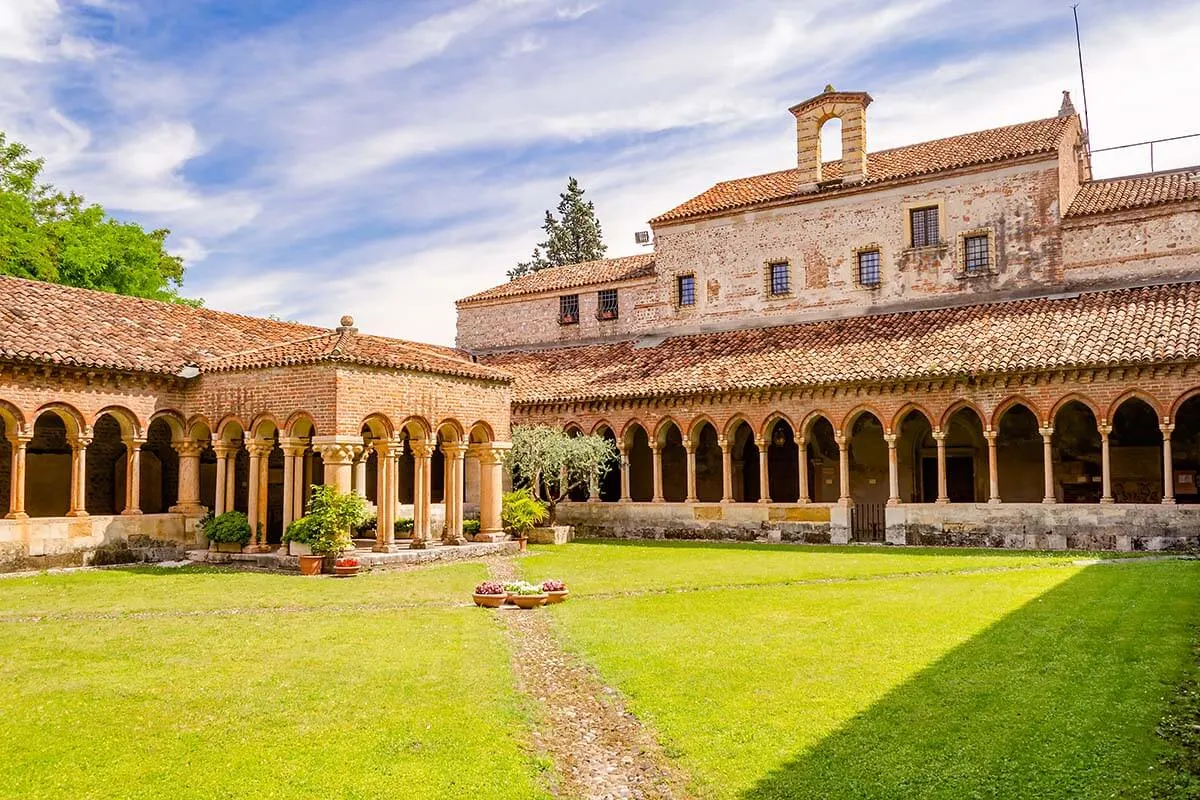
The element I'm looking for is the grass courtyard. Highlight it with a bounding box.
[1,542,1196,798]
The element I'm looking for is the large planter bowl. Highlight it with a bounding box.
[545,590,569,604]
[512,593,549,609]
[473,592,506,608]
[298,554,324,576]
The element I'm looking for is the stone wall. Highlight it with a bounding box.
[0,513,193,571]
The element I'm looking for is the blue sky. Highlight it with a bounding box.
[3,0,1198,345]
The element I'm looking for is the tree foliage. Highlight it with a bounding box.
[508,176,607,280]
[0,131,195,304]
[506,424,618,524]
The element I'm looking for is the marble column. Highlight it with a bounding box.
[1161,422,1176,504]
[68,434,92,517]
[932,430,949,504]
[1099,424,1114,503]
[756,437,770,503]
[985,429,1001,503]
[718,437,734,502]
[884,433,900,506]
[6,433,31,519]
[121,438,146,516]
[1040,426,1056,504]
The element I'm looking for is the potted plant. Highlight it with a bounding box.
[510,581,549,609]
[473,580,507,608]
[333,557,360,577]
[201,511,252,553]
[542,579,569,604]
[502,489,549,552]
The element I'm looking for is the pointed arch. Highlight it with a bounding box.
[991,395,1042,429]
[1108,390,1164,423]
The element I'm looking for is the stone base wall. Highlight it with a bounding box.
[0,513,196,571]
[555,501,1200,551]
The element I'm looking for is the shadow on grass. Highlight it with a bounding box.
[740,562,1200,800]
[564,537,1131,559]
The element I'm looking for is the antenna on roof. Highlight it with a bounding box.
[1072,4,1092,145]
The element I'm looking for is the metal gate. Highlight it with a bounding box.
[850,502,886,543]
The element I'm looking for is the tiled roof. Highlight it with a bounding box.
[651,116,1075,224]
[481,282,1200,404]
[0,275,506,381]
[457,254,656,306]
[1065,169,1200,217]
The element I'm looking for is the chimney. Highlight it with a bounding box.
[789,85,873,190]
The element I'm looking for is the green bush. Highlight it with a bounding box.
[501,489,547,537]
[463,519,481,536]
[201,511,252,545]
[395,518,414,534]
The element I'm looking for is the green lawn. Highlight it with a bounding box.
[521,542,1199,800]
[0,563,550,800]
[2,544,1194,799]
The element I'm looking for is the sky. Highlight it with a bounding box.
[2,0,1199,346]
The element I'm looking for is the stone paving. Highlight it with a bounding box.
[487,557,684,800]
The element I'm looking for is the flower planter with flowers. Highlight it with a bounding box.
[542,579,569,604]
[473,581,507,608]
[333,557,360,577]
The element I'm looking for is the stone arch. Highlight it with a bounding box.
[1049,393,1104,427]
[33,402,85,439]
[891,402,935,435]
[841,403,887,438]
[1108,390,1164,424]
[991,395,1043,431]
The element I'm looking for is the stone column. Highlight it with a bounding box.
[718,437,734,502]
[312,437,358,494]
[618,448,631,502]
[684,442,698,502]
[650,444,664,503]
[68,434,92,517]
[353,450,369,500]
[6,433,31,519]
[1099,423,1114,503]
[932,430,949,504]
[212,443,229,516]
[1161,422,1176,504]
[245,441,269,547]
[121,438,146,516]
[797,436,810,503]
[473,443,509,542]
[756,437,770,503]
[985,429,1001,503]
[836,433,851,505]
[170,440,204,515]
[443,442,467,545]
[884,433,900,506]
[1040,426,1056,504]
[410,439,433,548]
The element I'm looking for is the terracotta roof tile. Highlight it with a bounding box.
[457,254,655,306]
[1065,169,1200,217]
[481,282,1200,404]
[0,275,506,381]
[651,116,1075,224]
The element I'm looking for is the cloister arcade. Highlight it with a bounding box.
[1,401,509,553]
[554,389,1200,537]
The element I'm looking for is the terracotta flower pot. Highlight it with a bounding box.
[333,565,359,578]
[298,554,324,576]
[545,590,569,604]
[473,592,506,608]
[512,593,549,609]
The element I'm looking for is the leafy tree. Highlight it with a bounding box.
[508,176,607,280]
[0,131,195,304]
[505,424,618,524]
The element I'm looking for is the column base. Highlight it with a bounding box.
[66,509,90,518]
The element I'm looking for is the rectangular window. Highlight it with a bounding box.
[964,234,990,275]
[910,206,940,248]
[677,274,696,307]
[857,249,881,287]
[769,262,790,296]
[558,294,579,325]
[596,288,619,320]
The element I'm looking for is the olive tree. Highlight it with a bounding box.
[506,425,618,524]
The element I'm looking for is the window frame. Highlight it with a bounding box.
[854,246,883,289]
[596,288,619,321]
[558,293,580,325]
[765,260,792,298]
[676,273,697,308]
